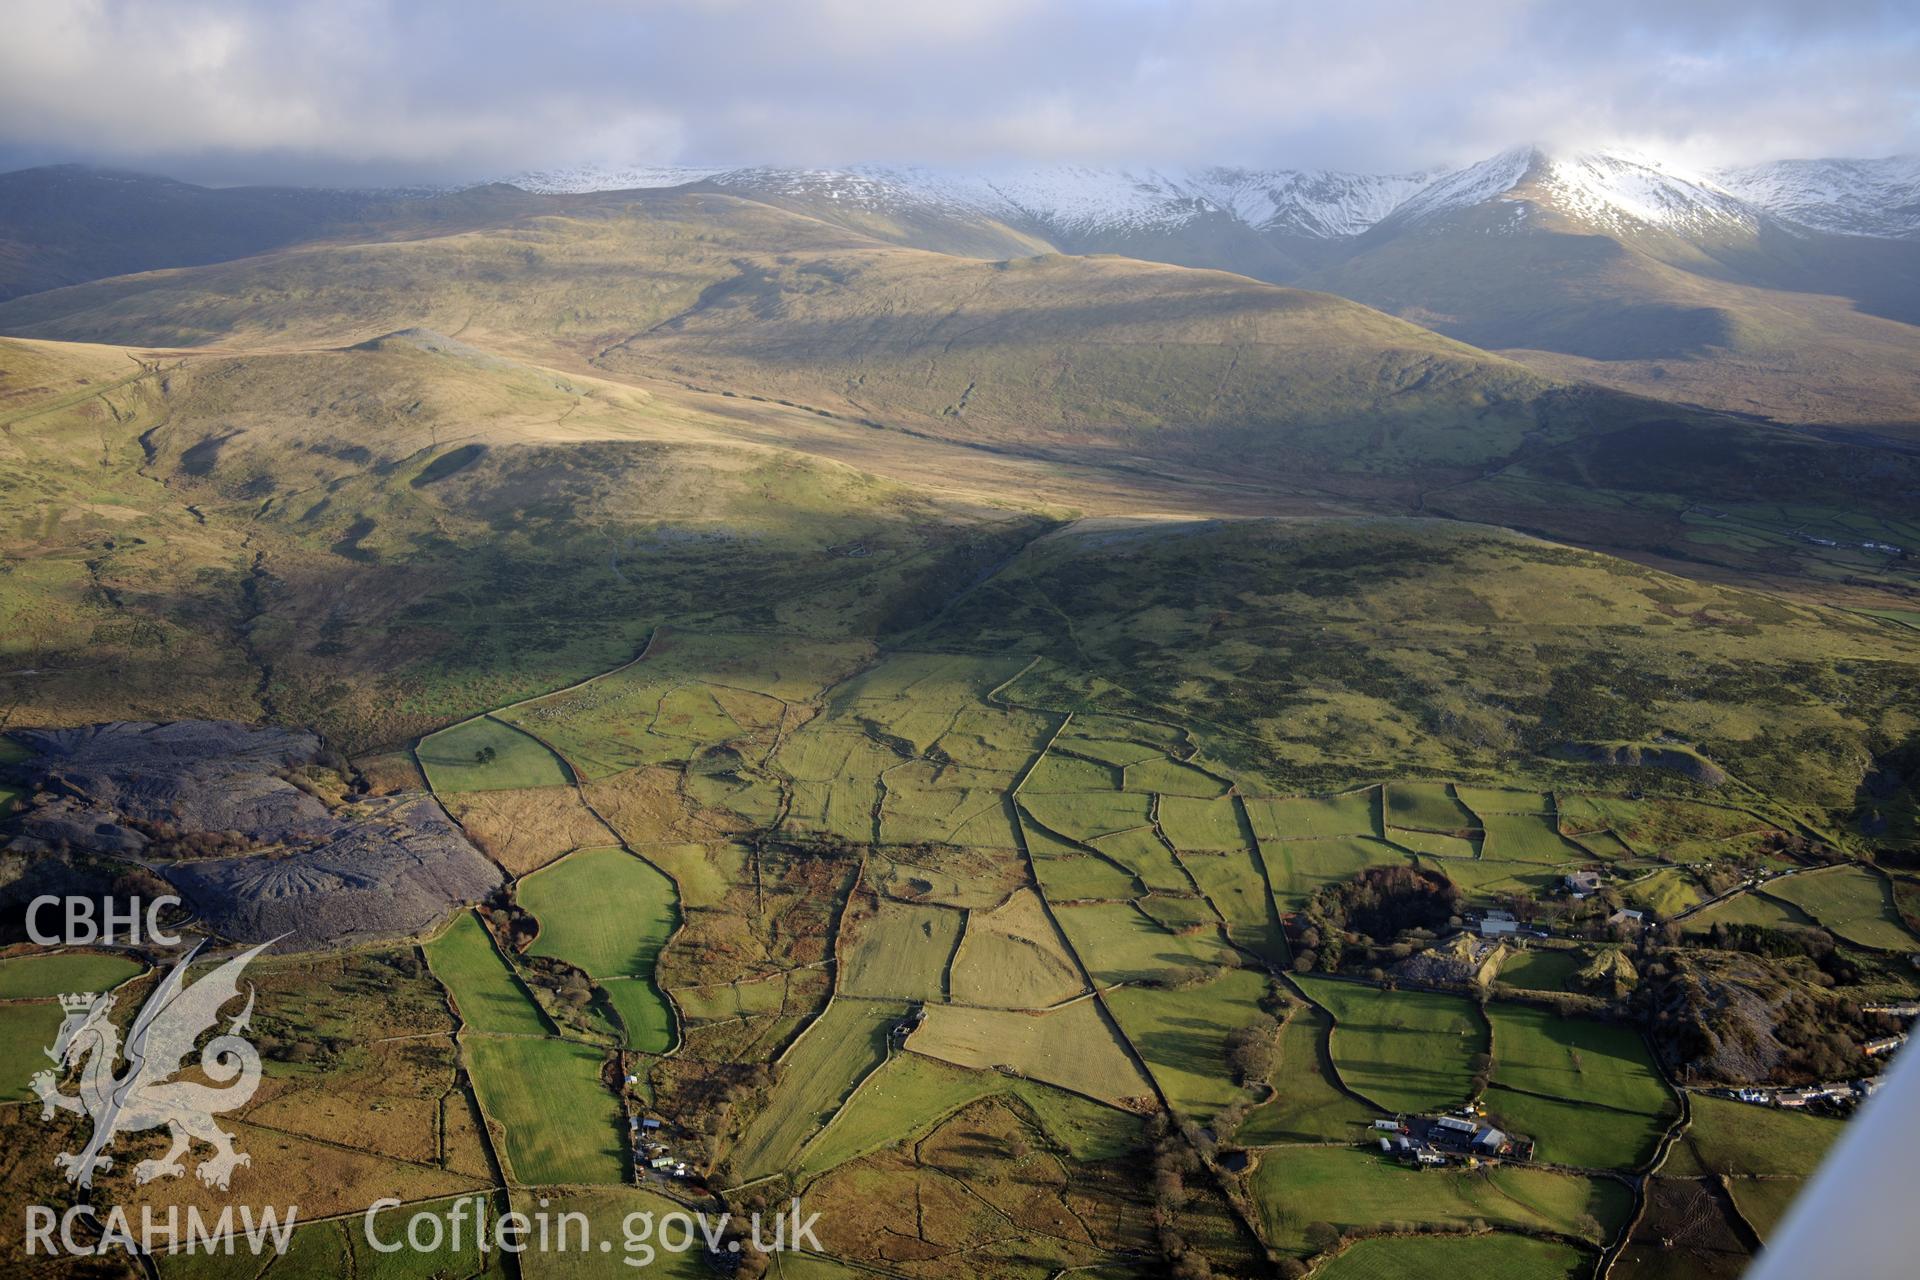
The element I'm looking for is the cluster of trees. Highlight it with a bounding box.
[1222,982,1291,1088]
[1144,1113,1221,1280]
[1295,865,1460,971]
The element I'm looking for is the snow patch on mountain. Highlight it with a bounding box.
[1183,167,1441,238]
[499,147,1920,244]
[1536,151,1756,236]
[1711,156,1920,239]
[1376,146,1538,228]
[1381,147,1756,236]
[498,161,1447,239]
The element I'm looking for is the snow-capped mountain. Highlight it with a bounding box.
[1711,156,1920,240]
[1378,147,1757,237]
[499,146,1920,245]
[499,160,1445,242]
[1181,167,1441,238]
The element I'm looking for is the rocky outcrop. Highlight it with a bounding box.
[1553,740,1727,785]
[11,721,332,848]
[164,796,500,950]
[4,721,500,950]
[1395,934,1506,987]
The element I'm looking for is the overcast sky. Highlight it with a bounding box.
[2,0,1916,185]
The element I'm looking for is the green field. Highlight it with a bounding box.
[1625,867,1703,918]
[1106,966,1271,1118]
[1431,856,1563,904]
[1314,1233,1590,1280]
[1727,1178,1806,1242]
[1123,755,1230,797]
[725,1000,907,1183]
[1265,836,1411,910]
[908,1000,1153,1106]
[1089,825,1191,892]
[501,632,870,782]
[1030,847,1142,901]
[1482,1085,1669,1169]
[1484,1005,1672,1117]
[1389,828,1480,858]
[1157,794,1250,850]
[0,952,147,1101]
[465,1034,625,1184]
[0,1001,66,1102]
[1572,829,1635,859]
[1476,1001,1674,1169]
[1021,789,1155,844]
[1666,1095,1846,1178]
[1236,999,1371,1143]
[158,1217,357,1280]
[519,846,679,1051]
[1561,797,1777,862]
[1496,948,1583,992]
[1181,844,1285,957]
[0,950,143,999]
[1248,791,1379,840]
[1758,866,1917,950]
[837,899,963,1000]
[1024,752,1117,793]
[1454,787,1554,815]
[947,887,1086,1008]
[1051,901,1234,985]
[424,911,552,1037]
[1295,977,1485,1114]
[418,716,572,792]
[1251,1146,1627,1254]
[800,1049,1141,1173]
[1384,782,1479,832]
[1685,891,1815,932]
[1478,811,1592,864]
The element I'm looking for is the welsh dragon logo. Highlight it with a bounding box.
[33,939,275,1191]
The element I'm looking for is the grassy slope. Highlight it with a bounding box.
[6,187,1917,1280]
[923,517,1920,842]
[519,846,679,1052]
[0,332,1029,751]
[1251,1147,1626,1255]
[0,191,1633,485]
[1295,977,1485,1114]
[1315,1233,1589,1280]
[1308,195,1920,433]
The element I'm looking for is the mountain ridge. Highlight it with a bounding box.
[499,145,1920,244]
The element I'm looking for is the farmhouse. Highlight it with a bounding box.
[1564,871,1602,897]
[1478,910,1519,937]
[1607,908,1645,928]
[1388,1110,1522,1166]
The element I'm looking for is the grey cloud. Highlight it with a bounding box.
[0,0,1913,186]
